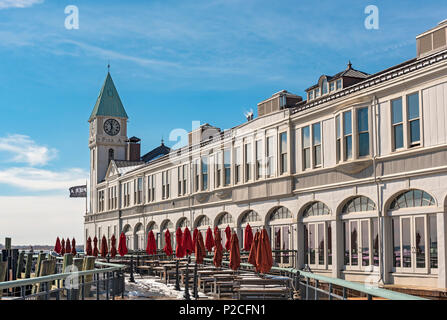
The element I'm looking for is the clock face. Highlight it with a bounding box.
[104,119,120,136]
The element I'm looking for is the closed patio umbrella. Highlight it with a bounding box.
[101,235,108,258]
[163,230,173,256]
[213,229,223,268]
[110,235,117,258]
[118,232,128,257]
[205,226,215,253]
[65,238,71,255]
[54,237,61,254]
[248,231,260,272]
[150,231,157,255]
[183,227,193,256]
[71,238,77,256]
[145,231,153,255]
[61,238,66,255]
[175,227,185,258]
[86,237,92,256]
[192,228,198,254]
[244,224,254,252]
[93,236,99,257]
[229,232,240,271]
[195,231,206,264]
[224,226,231,251]
[256,228,273,274]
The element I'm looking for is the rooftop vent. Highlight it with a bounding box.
[416,20,447,58]
[257,90,302,117]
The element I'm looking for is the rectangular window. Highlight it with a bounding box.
[302,126,310,170]
[256,140,263,179]
[137,177,143,204]
[215,152,222,188]
[344,221,349,265]
[162,171,170,199]
[336,79,342,90]
[202,157,208,190]
[235,147,241,183]
[392,98,404,150]
[357,107,369,157]
[195,160,200,192]
[279,132,287,174]
[392,217,401,268]
[336,115,341,163]
[244,143,252,182]
[373,218,379,267]
[315,88,320,98]
[178,166,182,196]
[162,172,166,199]
[308,91,313,100]
[343,111,352,160]
[327,224,332,265]
[224,149,231,186]
[182,164,187,195]
[312,123,321,167]
[330,82,335,92]
[407,93,420,146]
[266,137,274,177]
[148,175,155,202]
[429,215,438,269]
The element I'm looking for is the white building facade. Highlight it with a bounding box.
[85,21,447,290]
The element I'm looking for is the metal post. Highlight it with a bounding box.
[106,272,110,300]
[193,262,198,299]
[328,283,332,300]
[81,275,85,300]
[183,263,190,300]
[174,259,180,291]
[129,255,135,283]
[96,273,100,300]
[343,287,347,300]
[305,277,309,300]
[367,294,372,300]
[121,271,125,299]
[314,280,318,300]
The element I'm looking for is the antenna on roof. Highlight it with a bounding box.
[347,60,352,69]
[244,109,254,122]
[107,60,110,73]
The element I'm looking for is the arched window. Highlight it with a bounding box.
[177,217,190,229]
[303,202,330,217]
[147,221,158,232]
[161,220,173,231]
[322,79,328,95]
[123,225,132,250]
[389,190,435,210]
[108,148,114,163]
[196,216,211,227]
[217,212,233,226]
[269,206,292,221]
[134,223,144,250]
[342,196,376,214]
[241,210,261,224]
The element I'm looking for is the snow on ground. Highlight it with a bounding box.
[124,274,211,300]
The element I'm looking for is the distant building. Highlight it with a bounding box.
[85,20,447,291]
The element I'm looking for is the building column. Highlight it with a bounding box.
[437,211,447,289]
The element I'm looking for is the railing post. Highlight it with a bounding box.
[343,287,347,300]
[121,271,125,299]
[328,283,332,300]
[174,259,180,291]
[315,280,318,300]
[96,273,100,300]
[305,277,309,300]
[193,262,198,299]
[106,272,110,300]
[81,275,85,300]
[129,255,135,283]
[367,294,372,300]
[184,263,190,300]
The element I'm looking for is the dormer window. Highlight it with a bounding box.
[322,79,328,95]
[330,82,335,92]
[315,88,320,98]
[309,91,313,100]
[336,79,342,90]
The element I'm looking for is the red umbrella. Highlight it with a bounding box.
[118,232,128,257]
[100,235,108,258]
[192,228,198,253]
[229,232,240,271]
[61,238,66,255]
[248,231,260,272]
[244,224,254,251]
[86,237,92,256]
[110,235,117,258]
[65,238,71,255]
[205,227,215,252]
[183,227,193,256]
[93,236,99,257]
[256,228,273,274]
[195,231,206,264]
[175,227,185,258]
[148,231,157,255]
[214,226,219,237]
[213,229,223,268]
[224,226,231,251]
[71,238,77,256]
[145,231,152,255]
[54,237,61,254]
[163,230,173,256]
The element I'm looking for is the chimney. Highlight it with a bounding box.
[416,19,447,58]
[127,136,141,161]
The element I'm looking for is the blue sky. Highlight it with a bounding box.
[1,0,446,244]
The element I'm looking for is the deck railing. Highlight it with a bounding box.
[0,260,126,300]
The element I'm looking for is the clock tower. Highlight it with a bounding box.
[88,71,128,213]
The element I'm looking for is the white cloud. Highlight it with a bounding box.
[0,195,84,245]
[0,0,43,9]
[0,167,88,191]
[0,134,57,166]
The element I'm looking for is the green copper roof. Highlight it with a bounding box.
[89,72,128,121]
